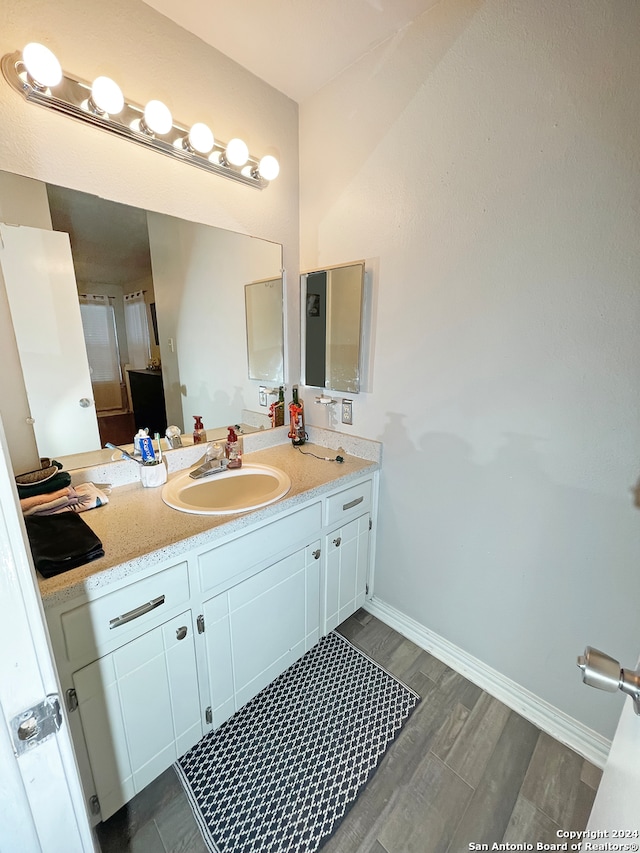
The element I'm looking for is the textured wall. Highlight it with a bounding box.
[300,0,640,739]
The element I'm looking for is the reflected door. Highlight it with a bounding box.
[0,224,100,457]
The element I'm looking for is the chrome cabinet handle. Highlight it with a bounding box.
[333,537,341,547]
[342,496,364,511]
[109,595,165,629]
[312,549,321,560]
[176,626,187,640]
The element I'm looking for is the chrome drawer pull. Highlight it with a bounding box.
[342,496,364,511]
[109,595,165,629]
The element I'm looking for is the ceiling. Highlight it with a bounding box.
[44,2,443,282]
[47,184,153,287]
[141,0,440,103]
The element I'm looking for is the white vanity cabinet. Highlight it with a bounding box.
[49,560,203,821]
[195,501,324,728]
[72,610,201,820]
[325,515,370,633]
[201,540,321,727]
[323,479,373,633]
[43,469,378,824]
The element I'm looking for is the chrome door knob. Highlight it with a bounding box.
[577,647,621,692]
[577,646,640,715]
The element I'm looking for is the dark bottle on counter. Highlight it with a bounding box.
[288,385,306,446]
[275,386,285,427]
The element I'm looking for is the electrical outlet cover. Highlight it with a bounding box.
[341,399,353,425]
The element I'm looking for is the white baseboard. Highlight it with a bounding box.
[364,596,611,769]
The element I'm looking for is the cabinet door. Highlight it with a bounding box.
[324,513,370,633]
[73,611,202,820]
[202,595,235,729]
[203,541,322,724]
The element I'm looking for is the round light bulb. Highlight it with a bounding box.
[90,76,124,115]
[258,155,280,181]
[22,42,62,89]
[188,122,214,154]
[225,137,249,167]
[143,100,173,136]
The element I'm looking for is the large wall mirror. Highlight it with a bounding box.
[302,262,364,394]
[0,169,284,468]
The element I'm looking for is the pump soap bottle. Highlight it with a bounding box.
[225,427,243,468]
[193,416,205,444]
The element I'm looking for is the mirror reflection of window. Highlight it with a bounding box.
[123,291,152,369]
[78,294,123,412]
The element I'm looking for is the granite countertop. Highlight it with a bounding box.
[38,441,379,607]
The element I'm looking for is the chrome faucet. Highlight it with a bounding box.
[189,443,228,479]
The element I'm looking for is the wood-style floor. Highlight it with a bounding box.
[96,611,601,853]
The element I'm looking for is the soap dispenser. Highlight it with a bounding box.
[193,416,205,444]
[225,426,243,468]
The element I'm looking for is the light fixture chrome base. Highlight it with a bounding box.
[1,51,268,189]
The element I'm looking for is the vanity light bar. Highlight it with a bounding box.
[1,45,280,190]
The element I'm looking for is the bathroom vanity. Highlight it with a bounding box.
[39,435,380,823]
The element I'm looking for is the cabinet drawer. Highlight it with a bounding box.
[61,562,189,665]
[325,479,372,527]
[198,502,322,594]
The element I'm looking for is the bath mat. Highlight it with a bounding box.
[175,630,419,853]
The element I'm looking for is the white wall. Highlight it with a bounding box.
[300,0,640,739]
[0,0,299,468]
[147,213,281,430]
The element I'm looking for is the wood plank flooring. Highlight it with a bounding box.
[96,611,601,853]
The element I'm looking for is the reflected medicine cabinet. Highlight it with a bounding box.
[302,261,364,394]
[245,277,284,384]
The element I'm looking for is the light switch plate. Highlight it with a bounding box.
[341,399,353,425]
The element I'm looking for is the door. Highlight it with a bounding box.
[0,223,100,458]
[586,685,640,831]
[0,417,94,851]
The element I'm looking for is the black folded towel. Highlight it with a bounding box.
[17,470,72,498]
[25,513,104,578]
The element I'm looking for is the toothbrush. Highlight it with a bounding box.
[105,442,145,465]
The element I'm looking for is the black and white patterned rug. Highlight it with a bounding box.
[175,630,420,853]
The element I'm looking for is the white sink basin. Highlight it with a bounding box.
[161,463,291,515]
